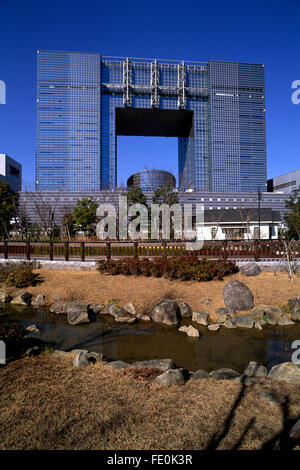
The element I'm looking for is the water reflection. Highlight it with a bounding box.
[1,305,300,373]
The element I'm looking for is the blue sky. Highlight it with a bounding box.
[0,0,299,188]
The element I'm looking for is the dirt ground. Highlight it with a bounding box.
[19,269,300,322]
[0,355,300,450]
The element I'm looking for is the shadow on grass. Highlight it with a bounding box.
[203,376,300,450]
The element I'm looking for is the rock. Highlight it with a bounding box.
[192,311,209,326]
[155,369,185,386]
[268,362,300,384]
[234,315,254,329]
[52,350,74,359]
[191,369,209,380]
[260,392,279,406]
[254,321,263,330]
[114,316,136,323]
[251,305,282,320]
[66,302,90,325]
[136,313,151,321]
[288,298,300,321]
[178,301,192,318]
[278,317,295,326]
[209,368,240,380]
[185,325,200,338]
[25,324,40,334]
[223,280,254,311]
[215,307,235,316]
[217,314,230,324]
[49,301,69,314]
[90,304,104,315]
[131,359,176,372]
[265,312,277,326]
[242,361,268,378]
[73,351,104,367]
[25,346,40,357]
[124,302,137,316]
[10,292,32,306]
[151,299,180,326]
[208,324,221,331]
[240,262,261,277]
[0,289,12,303]
[31,294,45,307]
[102,304,129,318]
[105,360,130,369]
[178,326,188,333]
[223,319,237,329]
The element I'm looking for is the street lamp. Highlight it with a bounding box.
[257,186,262,240]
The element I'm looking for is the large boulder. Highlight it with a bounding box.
[66,302,90,325]
[155,369,185,386]
[269,362,300,384]
[223,280,254,311]
[234,315,254,329]
[240,262,261,277]
[192,311,209,326]
[288,298,300,321]
[209,368,240,380]
[178,301,192,318]
[10,291,32,306]
[131,359,176,372]
[151,299,180,326]
[49,301,69,314]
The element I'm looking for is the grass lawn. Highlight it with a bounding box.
[0,355,300,450]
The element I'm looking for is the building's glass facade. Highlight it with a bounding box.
[127,169,176,192]
[37,51,267,192]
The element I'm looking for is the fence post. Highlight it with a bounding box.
[81,242,85,262]
[65,241,69,261]
[49,241,53,261]
[254,239,260,261]
[162,240,167,259]
[134,241,138,259]
[4,239,8,260]
[26,241,31,261]
[222,240,228,260]
[106,241,111,260]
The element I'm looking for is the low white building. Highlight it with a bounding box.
[198,208,281,240]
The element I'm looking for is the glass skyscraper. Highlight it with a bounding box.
[36,51,267,192]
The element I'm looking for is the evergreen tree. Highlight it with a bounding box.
[72,198,98,234]
[0,182,19,239]
[284,187,300,240]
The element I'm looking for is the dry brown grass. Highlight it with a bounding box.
[0,356,300,450]
[17,268,300,322]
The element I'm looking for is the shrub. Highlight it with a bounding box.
[97,257,238,282]
[0,261,36,287]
